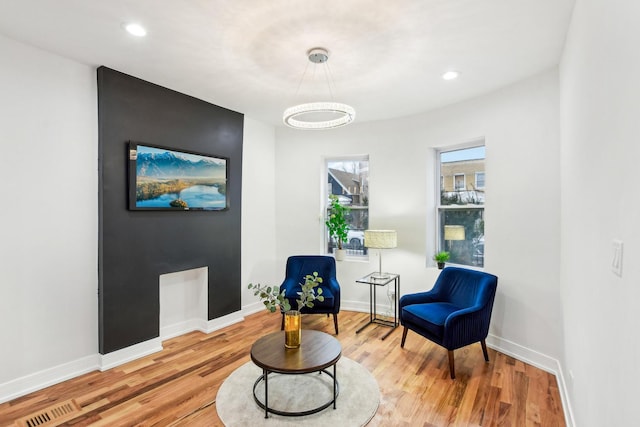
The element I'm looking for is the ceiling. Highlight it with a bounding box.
[0,0,575,127]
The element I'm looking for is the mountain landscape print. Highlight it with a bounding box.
[131,143,227,210]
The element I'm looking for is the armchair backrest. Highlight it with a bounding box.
[432,267,497,309]
[285,256,337,282]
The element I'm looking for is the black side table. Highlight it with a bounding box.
[355,272,400,340]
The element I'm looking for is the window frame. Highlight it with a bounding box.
[434,142,485,269]
[323,155,370,260]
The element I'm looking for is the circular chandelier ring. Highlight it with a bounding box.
[283,102,355,130]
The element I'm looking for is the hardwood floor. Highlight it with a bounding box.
[0,311,566,426]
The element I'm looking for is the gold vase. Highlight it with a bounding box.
[284,310,301,349]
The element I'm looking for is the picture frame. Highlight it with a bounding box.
[127,141,228,211]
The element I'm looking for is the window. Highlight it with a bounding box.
[326,157,369,257]
[454,173,465,190]
[437,145,485,267]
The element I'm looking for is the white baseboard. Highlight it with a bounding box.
[0,354,99,404]
[553,362,576,427]
[203,311,245,333]
[486,333,558,373]
[341,299,394,316]
[341,300,369,313]
[486,334,574,427]
[242,301,265,316]
[99,338,163,371]
[160,318,209,340]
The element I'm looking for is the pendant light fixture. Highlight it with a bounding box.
[283,48,355,130]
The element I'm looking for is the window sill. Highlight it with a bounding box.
[434,262,485,272]
[331,255,370,263]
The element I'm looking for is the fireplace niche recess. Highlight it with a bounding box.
[159,267,208,340]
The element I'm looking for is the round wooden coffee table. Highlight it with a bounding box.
[250,330,342,418]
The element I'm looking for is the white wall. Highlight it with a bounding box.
[241,117,279,311]
[560,1,640,425]
[275,69,563,368]
[0,35,99,399]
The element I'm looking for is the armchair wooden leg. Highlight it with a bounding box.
[448,350,456,379]
[481,339,489,362]
[333,313,339,335]
[280,313,284,331]
[401,326,408,348]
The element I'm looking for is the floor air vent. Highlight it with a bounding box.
[15,399,80,427]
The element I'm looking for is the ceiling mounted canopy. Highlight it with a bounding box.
[283,48,355,130]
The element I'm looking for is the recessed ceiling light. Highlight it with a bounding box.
[124,23,147,37]
[442,71,460,81]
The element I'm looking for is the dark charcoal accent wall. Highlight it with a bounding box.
[97,67,243,354]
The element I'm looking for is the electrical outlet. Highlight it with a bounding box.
[612,240,623,277]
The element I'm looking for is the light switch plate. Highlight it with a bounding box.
[612,240,623,277]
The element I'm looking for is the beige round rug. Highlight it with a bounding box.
[216,357,379,426]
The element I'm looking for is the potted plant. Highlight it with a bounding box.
[248,272,324,348]
[433,251,450,269]
[326,194,350,261]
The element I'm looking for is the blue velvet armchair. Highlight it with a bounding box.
[400,267,498,379]
[279,255,341,334]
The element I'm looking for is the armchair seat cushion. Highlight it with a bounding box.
[402,302,461,338]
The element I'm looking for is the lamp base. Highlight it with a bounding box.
[370,272,390,280]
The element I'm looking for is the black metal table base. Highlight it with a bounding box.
[252,366,339,418]
[356,317,398,340]
[355,273,400,340]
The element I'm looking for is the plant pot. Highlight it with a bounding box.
[284,310,301,349]
[437,262,445,270]
[334,248,346,261]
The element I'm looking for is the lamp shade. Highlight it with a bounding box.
[444,225,465,241]
[364,230,397,249]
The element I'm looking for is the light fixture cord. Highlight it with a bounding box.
[323,61,336,101]
[292,60,311,99]
[290,49,340,102]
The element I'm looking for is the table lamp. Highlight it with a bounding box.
[444,225,465,251]
[364,230,397,279]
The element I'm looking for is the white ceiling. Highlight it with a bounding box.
[0,0,575,127]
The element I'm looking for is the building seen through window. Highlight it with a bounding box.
[326,157,369,257]
[438,146,485,267]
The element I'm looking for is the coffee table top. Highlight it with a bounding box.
[251,330,342,374]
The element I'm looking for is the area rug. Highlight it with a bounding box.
[216,357,379,426]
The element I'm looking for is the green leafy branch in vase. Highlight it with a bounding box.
[247,283,291,312]
[295,272,324,310]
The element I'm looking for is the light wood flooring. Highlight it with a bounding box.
[0,310,566,426]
